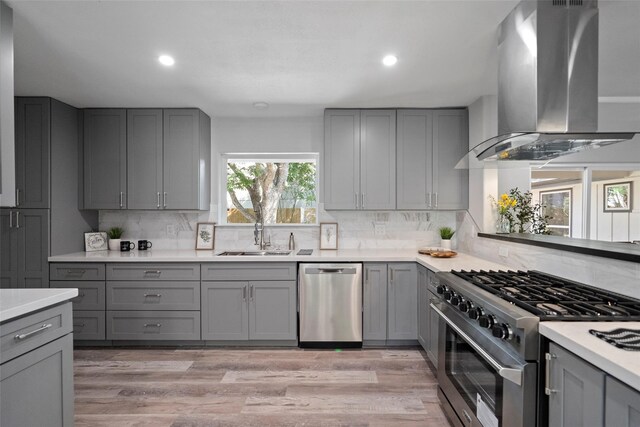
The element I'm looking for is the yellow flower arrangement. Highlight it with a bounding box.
[496,193,517,215]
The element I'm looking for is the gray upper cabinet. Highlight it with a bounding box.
[324,109,396,210]
[83,109,127,209]
[396,109,468,210]
[547,342,605,427]
[163,109,211,210]
[14,98,50,209]
[387,263,417,340]
[363,264,388,342]
[127,109,163,210]
[605,376,640,427]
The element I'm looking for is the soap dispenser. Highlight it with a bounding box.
[288,233,295,250]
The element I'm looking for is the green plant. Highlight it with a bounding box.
[506,188,551,235]
[107,227,124,239]
[439,226,455,240]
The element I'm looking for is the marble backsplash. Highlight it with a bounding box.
[99,206,460,252]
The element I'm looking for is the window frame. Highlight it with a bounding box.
[539,188,572,237]
[219,152,320,226]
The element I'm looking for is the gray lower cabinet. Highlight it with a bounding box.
[1,208,49,288]
[0,302,74,427]
[363,264,388,341]
[417,265,428,349]
[547,342,605,427]
[72,311,106,340]
[106,311,200,340]
[201,281,248,340]
[426,270,439,366]
[605,376,640,427]
[387,263,417,340]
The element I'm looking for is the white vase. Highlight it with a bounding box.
[441,239,452,250]
[108,239,121,251]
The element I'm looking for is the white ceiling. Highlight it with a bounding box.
[8,0,640,118]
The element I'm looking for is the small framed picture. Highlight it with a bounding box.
[603,182,632,212]
[84,232,108,252]
[319,222,338,250]
[196,222,216,250]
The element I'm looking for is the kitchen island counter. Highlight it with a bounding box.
[0,288,78,323]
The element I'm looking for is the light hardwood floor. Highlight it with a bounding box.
[74,347,450,427]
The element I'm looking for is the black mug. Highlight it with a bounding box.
[120,241,135,251]
[138,240,153,251]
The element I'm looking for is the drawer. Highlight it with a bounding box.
[106,282,200,311]
[106,311,200,341]
[50,281,106,311]
[72,311,105,340]
[49,263,105,281]
[1,302,73,364]
[202,262,296,281]
[107,264,200,281]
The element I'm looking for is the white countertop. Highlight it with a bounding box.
[540,322,640,391]
[0,288,78,323]
[49,249,509,273]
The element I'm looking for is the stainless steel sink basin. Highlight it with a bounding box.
[216,250,292,256]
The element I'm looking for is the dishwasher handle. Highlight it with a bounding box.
[304,267,357,275]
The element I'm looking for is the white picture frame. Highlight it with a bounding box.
[196,222,215,250]
[319,222,338,250]
[603,181,632,212]
[84,232,108,252]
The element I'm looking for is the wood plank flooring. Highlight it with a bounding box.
[74,347,450,427]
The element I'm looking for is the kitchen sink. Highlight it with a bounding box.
[216,250,292,256]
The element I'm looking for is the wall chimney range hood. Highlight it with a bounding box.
[471,0,635,162]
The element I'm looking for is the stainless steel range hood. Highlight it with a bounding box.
[471,0,635,162]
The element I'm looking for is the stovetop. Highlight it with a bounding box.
[589,328,640,351]
[452,270,640,321]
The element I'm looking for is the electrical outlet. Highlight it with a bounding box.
[166,224,177,237]
[499,246,509,257]
[374,224,386,236]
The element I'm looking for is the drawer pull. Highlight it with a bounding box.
[144,323,162,328]
[77,292,86,298]
[144,270,162,275]
[66,269,86,277]
[144,293,162,298]
[74,323,85,328]
[14,323,53,341]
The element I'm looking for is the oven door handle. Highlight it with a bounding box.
[431,303,523,387]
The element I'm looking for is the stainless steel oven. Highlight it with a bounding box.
[433,302,537,427]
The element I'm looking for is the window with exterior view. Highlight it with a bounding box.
[224,155,318,224]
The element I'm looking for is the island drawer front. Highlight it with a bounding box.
[106,311,201,340]
[106,264,200,281]
[72,311,106,340]
[50,263,105,281]
[1,302,73,364]
[201,263,296,281]
[50,281,106,311]
[106,282,200,311]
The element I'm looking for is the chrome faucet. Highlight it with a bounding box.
[254,205,270,250]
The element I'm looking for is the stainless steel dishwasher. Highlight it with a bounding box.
[298,263,362,348]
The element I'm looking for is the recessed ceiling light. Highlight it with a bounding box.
[158,55,175,66]
[382,55,398,67]
[253,102,269,110]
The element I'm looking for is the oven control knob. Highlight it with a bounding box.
[450,294,461,306]
[444,291,455,302]
[469,307,484,320]
[478,315,496,329]
[492,323,514,340]
[459,300,473,313]
[436,285,447,295]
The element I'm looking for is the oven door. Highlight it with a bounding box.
[432,303,537,427]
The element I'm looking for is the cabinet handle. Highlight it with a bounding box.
[144,293,162,297]
[157,192,161,208]
[361,193,365,209]
[544,352,557,395]
[144,270,161,275]
[119,192,124,208]
[9,211,13,228]
[390,268,394,282]
[428,193,432,208]
[249,284,254,301]
[243,286,247,301]
[66,269,85,277]
[15,188,20,206]
[365,268,368,283]
[355,192,359,209]
[14,323,52,341]
[163,192,167,208]
[144,323,162,328]
[15,211,19,229]
[434,192,438,208]
[73,323,85,328]
[77,292,86,298]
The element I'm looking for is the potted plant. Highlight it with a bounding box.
[439,226,455,250]
[107,227,124,251]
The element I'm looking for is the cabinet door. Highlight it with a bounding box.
[324,109,360,210]
[387,263,417,340]
[417,266,428,350]
[397,109,432,209]
[83,109,127,209]
[0,209,18,288]
[548,342,605,427]
[17,209,49,288]
[605,376,640,427]
[360,110,396,210]
[426,271,439,366]
[163,109,201,209]
[14,97,50,209]
[127,109,163,209]
[0,334,74,427]
[201,282,248,340]
[363,264,388,341]
[432,109,469,210]
[249,281,296,341]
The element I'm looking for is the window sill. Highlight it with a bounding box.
[215,223,318,229]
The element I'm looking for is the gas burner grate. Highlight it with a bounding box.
[589,328,640,351]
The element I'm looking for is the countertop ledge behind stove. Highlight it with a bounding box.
[540,322,640,392]
[48,249,509,273]
[0,288,78,323]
